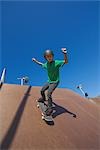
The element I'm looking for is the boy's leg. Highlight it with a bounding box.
[46,82,59,115]
[38,82,49,102]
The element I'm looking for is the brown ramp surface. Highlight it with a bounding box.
[0,84,100,150]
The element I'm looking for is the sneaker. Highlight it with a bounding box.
[38,98,45,103]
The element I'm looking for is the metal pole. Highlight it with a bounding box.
[79,87,85,96]
[0,68,6,83]
[21,78,24,86]
[77,84,88,98]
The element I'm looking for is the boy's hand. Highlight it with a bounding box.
[61,48,67,54]
[32,58,36,62]
[61,48,68,64]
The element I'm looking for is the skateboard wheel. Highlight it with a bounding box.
[42,113,44,116]
[42,116,45,120]
[37,104,39,108]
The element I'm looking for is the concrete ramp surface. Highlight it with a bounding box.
[0,84,100,150]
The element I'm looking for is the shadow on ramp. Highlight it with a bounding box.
[0,86,32,150]
[0,82,3,90]
[52,102,77,118]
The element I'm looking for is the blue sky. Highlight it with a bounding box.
[0,1,99,97]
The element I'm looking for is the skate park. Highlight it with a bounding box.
[0,69,100,150]
[1,1,99,149]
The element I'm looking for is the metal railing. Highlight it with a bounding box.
[17,76,29,86]
[77,84,88,98]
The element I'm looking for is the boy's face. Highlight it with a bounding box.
[45,54,53,62]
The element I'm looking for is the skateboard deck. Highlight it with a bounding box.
[37,101,53,122]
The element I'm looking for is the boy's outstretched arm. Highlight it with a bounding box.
[61,48,68,64]
[32,58,43,66]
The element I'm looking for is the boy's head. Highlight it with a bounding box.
[44,50,54,62]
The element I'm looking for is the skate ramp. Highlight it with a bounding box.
[0,84,100,150]
[91,97,100,105]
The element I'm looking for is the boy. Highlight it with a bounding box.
[32,48,68,116]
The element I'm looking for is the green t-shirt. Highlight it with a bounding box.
[42,60,65,83]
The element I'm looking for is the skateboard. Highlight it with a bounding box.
[36,100,54,123]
